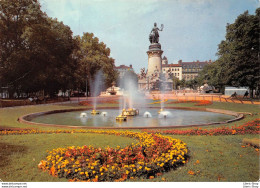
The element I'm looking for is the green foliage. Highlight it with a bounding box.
[172,76,181,89]
[197,8,259,96]
[217,9,259,91]
[0,0,77,96]
[73,33,118,96]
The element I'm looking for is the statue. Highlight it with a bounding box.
[139,68,147,79]
[149,22,164,44]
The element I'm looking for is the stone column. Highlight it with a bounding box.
[147,43,163,77]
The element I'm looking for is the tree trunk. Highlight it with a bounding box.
[249,88,254,98]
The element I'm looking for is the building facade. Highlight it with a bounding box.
[162,56,182,80]
[160,58,212,81]
[115,64,134,78]
[179,60,212,81]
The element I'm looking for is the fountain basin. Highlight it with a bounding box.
[18,107,243,129]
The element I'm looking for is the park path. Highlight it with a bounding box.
[146,93,260,105]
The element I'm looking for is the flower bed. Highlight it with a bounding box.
[0,129,188,181]
[36,130,188,182]
[148,99,168,105]
[167,100,212,106]
[142,119,260,136]
[79,99,119,106]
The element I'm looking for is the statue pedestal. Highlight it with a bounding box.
[147,43,163,77]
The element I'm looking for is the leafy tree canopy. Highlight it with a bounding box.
[73,33,118,96]
[197,8,259,97]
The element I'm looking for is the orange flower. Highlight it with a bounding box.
[188,170,195,175]
[50,166,56,176]
[149,176,154,179]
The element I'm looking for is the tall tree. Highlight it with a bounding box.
[73,33,118,96]
[0,0,46,95]
[216,8,259,97]
[0,0,76,97]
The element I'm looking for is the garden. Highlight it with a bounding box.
[0,98,259,182]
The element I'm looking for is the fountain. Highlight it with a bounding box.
[90,70,104,115]
[28,107,237,128]
[117,69,142,121]
[158,111,172,119]
[101,112,108,117]
[158,108,164,114]
[80,112,87,118]
[143,111,152,118]
[122,108,139,116]
[91,109,100,115]
[23,24,241,129]
[116,114,127,121]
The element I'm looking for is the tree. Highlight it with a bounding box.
[0,0,77,97]
[196,61,226,92]
[0,0,47,95]
[216,8,259,98]
[73,33,118,96]
[186,79,198,90]
[172,76,181,90]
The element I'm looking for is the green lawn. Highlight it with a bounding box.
[0,101,259,182]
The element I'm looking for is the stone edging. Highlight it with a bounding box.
[18,107,244,129]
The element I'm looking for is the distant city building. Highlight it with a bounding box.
[162,63,182,80]
[115,64,134,78]
[178,60,212,81]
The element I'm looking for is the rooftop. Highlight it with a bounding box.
[162,64,182,67]
[115,64,133,69]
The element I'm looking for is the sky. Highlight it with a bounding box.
[39,0,259,73]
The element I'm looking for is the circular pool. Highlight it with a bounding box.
[20,107,242,129]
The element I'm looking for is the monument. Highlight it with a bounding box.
[147,23,164,76]
[138,23,173,91]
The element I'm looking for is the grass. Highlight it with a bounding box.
[134,134,259,182]
[0,133,137,182]
[0,100,259,182]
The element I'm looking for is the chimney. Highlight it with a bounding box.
[178,60,182,65]
[130,64,132,68]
